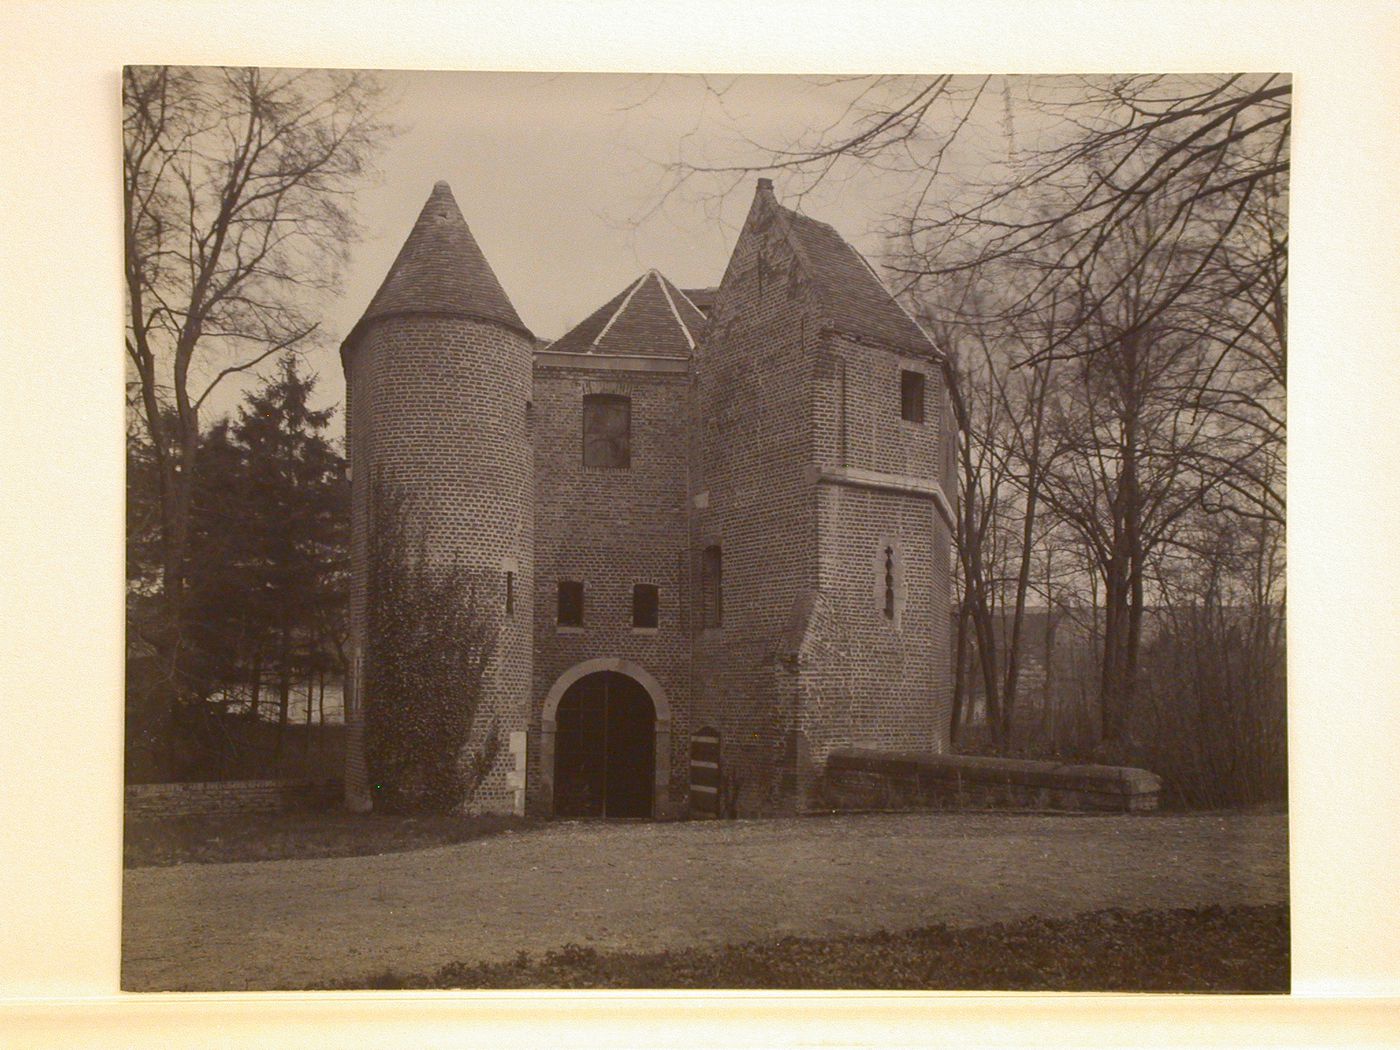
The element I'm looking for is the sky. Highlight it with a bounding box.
[200,71,1005,437]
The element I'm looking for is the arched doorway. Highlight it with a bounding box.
[553,671,656,818]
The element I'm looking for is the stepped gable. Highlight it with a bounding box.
[345,181,531,347]
[548,270,704,359]
[763,184,938,359]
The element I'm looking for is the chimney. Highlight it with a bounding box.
[757,177,774,194]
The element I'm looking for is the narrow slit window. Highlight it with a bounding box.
[505,570,515,617]
[883,547,896,620]
[701,545,723,628]
[633,584,659,629]
[900,369,926,424]
[557,580,584,626]
[582,393,631,468]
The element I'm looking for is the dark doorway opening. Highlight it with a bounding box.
[554,670,656,818]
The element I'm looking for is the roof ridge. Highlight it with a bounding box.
[670,284,705,315]
[591,272,650,351]
[655,272,697,351]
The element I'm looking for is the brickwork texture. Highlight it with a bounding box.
[343,179,957,818]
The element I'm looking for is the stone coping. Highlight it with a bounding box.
[827,749,1162,799]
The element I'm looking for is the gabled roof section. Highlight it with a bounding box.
[345,181,531,347]
[548,270,705,359]
[758,182,939,359]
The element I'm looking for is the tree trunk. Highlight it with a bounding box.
[1099,566,1131,744]
[969,593,1002,747]
[249,652,262,722]
[274,625,291,770]
[304,668,315,761]
[950,601,970,745]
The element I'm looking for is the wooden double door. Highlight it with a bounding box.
[553,671,655,818]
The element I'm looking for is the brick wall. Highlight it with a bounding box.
[342,185,957,821]
[530,361,694,815]
[125,780,341,820]
[814,334,943,478]
[801,333,953,787]
[690,189,824,813]
[344,313,535,814]
[690,189,955,814]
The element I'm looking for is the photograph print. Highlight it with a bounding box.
[123,69,1289,992]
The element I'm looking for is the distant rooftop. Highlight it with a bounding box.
[681,287,718,314]
[548,270,706,359]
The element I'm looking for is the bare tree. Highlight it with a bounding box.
[666,74,1286,351]
[123,65,389,773]
[918,248,1076,750]
[656,74,1286,771]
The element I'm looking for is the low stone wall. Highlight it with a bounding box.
[125,779,342,819]
[822,749,1162,813]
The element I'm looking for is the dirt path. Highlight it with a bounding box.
[122,811,1287,990]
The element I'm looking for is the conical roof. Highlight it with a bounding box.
[345,181,530,346]
[549,271,705,359]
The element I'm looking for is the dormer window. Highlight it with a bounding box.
[583,393,630,468]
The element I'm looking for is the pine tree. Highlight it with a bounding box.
[180,356,349,775]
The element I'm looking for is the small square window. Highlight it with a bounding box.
[582,394,631,468]
[900,369,925,424]
[632,584,659,629]
[557,580,584,626]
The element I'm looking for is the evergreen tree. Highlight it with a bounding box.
[179,356,349,775]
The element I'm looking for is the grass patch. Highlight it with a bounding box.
[124,810,535,867]
[322,904,1288,992]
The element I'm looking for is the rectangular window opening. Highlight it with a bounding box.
[582,393,631,468]
[505,571,515,617]
[701,545,723,628]
[557,580,584,626]
[632,583,659,629]
[900,369,926,424]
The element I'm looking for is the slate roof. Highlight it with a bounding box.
[770,196,939,359]
[345,181,530,347]
[548,271,706,359]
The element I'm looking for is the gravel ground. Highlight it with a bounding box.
[121,811,1288,991]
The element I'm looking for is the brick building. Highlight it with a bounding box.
[341,178,957,818]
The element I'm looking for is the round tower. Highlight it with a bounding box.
[341,181,534,813]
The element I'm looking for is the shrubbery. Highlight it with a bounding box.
[363,480,501,813]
